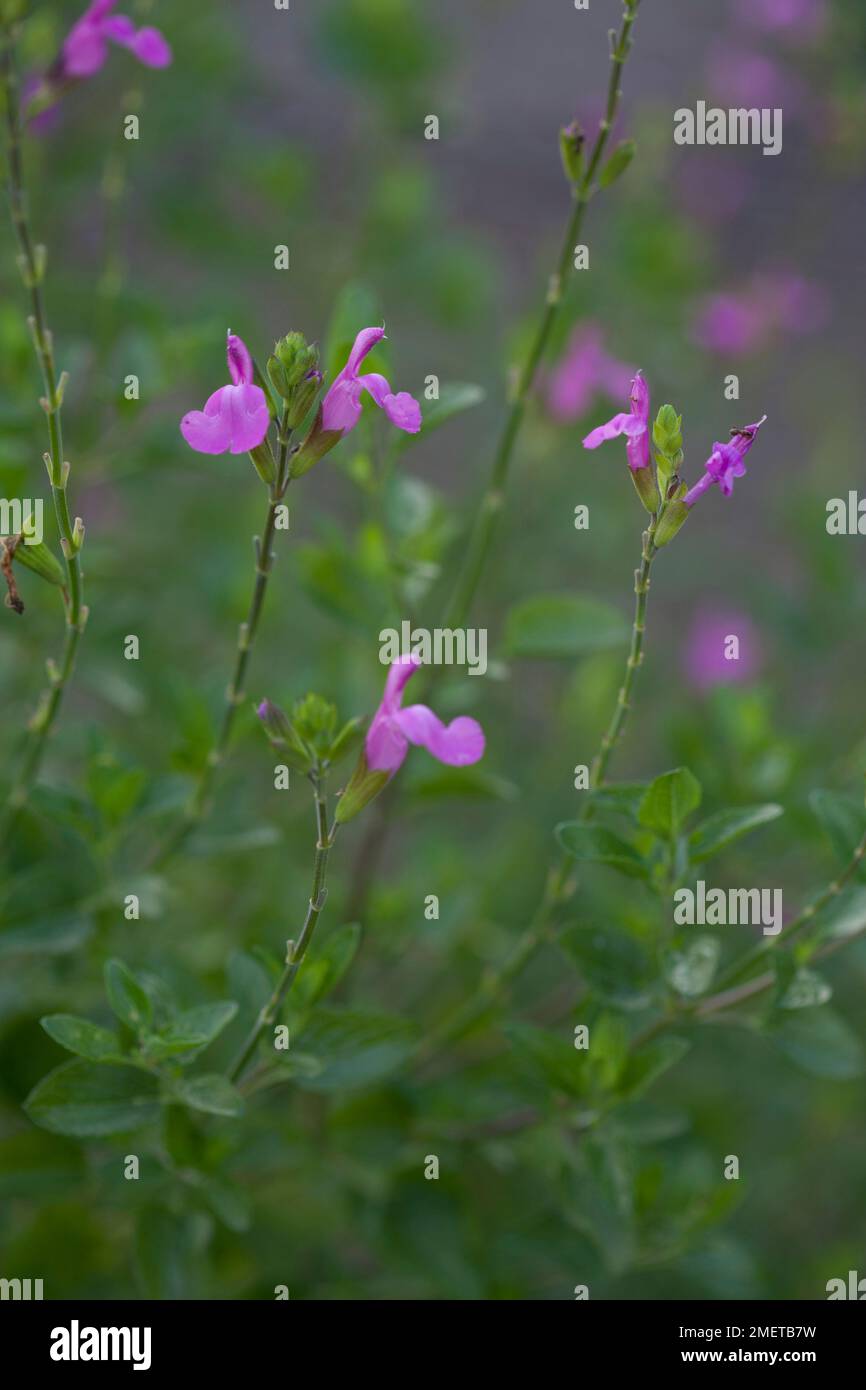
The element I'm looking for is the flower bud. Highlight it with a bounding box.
[273,333,320,393]
[630,464,660,514]
[9,514,66,588]
[289,406,344,479]
[334,752,391,824]
[559,121,585,185]
[654,499,690,548]
[286,369,322,430]
[257,698,313,771]
[249,440,276,486]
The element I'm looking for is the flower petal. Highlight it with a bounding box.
[226,331,254,387]
[180,384,269,456]
[365,714,408,773]
[382,652,421,709]
[345,326,385,376]
[358,374,422,433]
[126,26,172,68]
[395,705,485,766]
[582,412,635,449]
[320,377,362,434]
[62,28,109,77]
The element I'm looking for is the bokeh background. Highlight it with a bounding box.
[1,0,865,1299]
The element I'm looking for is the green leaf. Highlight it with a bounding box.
[172,1073,244,1117]
[293,1007,417,1092]
[558,924,651,1008]
[24,1061,162,1136]
[688,804,783,864]
[810,790,866,877]
[618,1036,692,1099]
[104,958,153,1034]
[776,969,832,1011]
[555,822,646,877]
[40,1014,125,1063]
[771,1008,864,1079]
[818,886,866,941]
[291,923,362,1009]
[663,936,720,998]
[507,1023,584,1098]
[145,1002,239,1063]
[0,912,93,957]
[638,767,702,838]
[504,593,629,660]
[598,138,636,188]
[396,382,484,448]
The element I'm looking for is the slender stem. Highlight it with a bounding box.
[632,823,866,1045]
[228,773,335,1085]
[151,409,293,863]
[589,513,657,791]
[710,823,866,993]
[416,858,573,1065]
[443,0,642,631]
[1,23,86,819]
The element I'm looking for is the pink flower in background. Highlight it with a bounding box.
[582,371,651,472]
[546,325,634,423]
[733,0,827,44]
[366,654,485,774]
[692,272,828,356]
[683,417,767,508]
[684,608,762,691]
[706,45,800,114]
[321,327,422,438]
[58,1,172,80]
[180,332,270,456]
[677,157,751,227]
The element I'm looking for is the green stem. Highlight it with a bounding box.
[152,409,293,862]
[228,773,335,1085]
[443,0,642,631]
[2,23,86,820]
[589,513,657,791]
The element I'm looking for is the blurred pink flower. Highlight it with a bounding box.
[546,325,634,423]
[684,609,762,691]
[366,654,485,774]
[692,272,829,355]
[180,331,270,456]
[58,2,171,81]
[732,0,827,44]
[707,45,800,114]
[677,156,752,227]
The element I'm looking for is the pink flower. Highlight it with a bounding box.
[683,417,767,508]
[692,272,828,356]
[733,0,827,44]
[180,332,270,456]
[546,325,634,424]
[366,655,485,774]
[582,371,651,472]
[684,608,762,691]
[59,1,172,80]
[321,327,422,438]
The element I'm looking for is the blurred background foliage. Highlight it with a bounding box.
[1,0,865,1299]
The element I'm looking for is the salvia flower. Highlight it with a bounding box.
[683,417,767,509]
[180,332,270,456]
[321,327,422,437]
[366,654,485,773]
[58,1,172,81]
[291,325,422,478]
[582,371,651,472]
